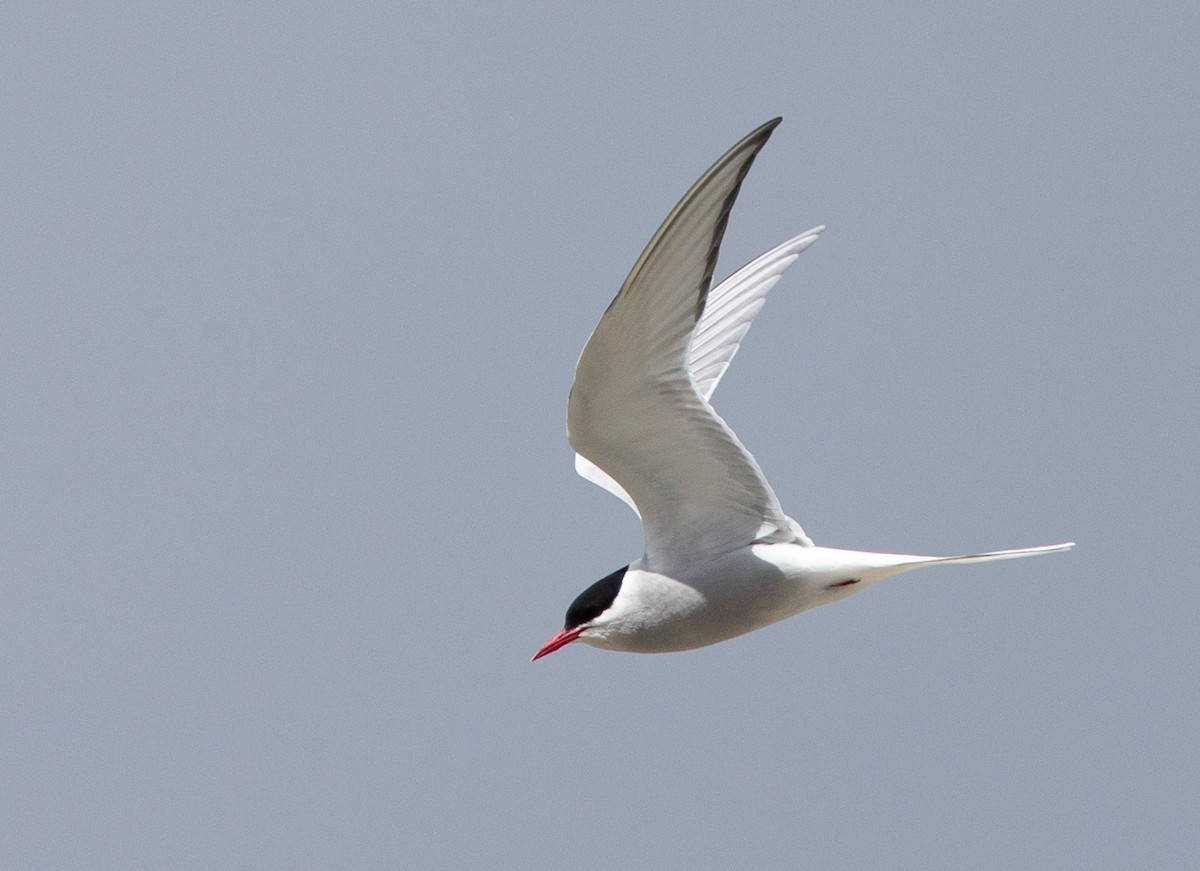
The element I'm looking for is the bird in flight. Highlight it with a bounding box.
[533,118,1072,661]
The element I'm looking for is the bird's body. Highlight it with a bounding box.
[565,542,1072,655]
[533,119,1072,661]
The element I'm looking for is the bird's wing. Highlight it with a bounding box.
[574,227,824,518]
[688,228,823,401]
[568,118,810,567]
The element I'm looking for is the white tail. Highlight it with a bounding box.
[923,542,1075,567]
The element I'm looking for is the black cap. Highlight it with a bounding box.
[564,565,627,631]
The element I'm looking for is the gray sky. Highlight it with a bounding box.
[3,2,1197,868]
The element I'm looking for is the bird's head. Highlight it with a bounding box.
[531,565,628,661]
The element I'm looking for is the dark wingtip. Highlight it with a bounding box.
[757,117,783,137]
[740,118,782,148]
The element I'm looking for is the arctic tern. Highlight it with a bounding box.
[533,118,1073,661]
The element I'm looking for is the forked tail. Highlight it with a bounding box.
[924,542,1075,567]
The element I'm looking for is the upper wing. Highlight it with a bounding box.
[575,228,824,517]
[568,119,809,567]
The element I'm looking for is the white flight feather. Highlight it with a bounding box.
[574,228,823,519]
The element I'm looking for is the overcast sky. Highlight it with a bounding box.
[2,2,1197,868]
